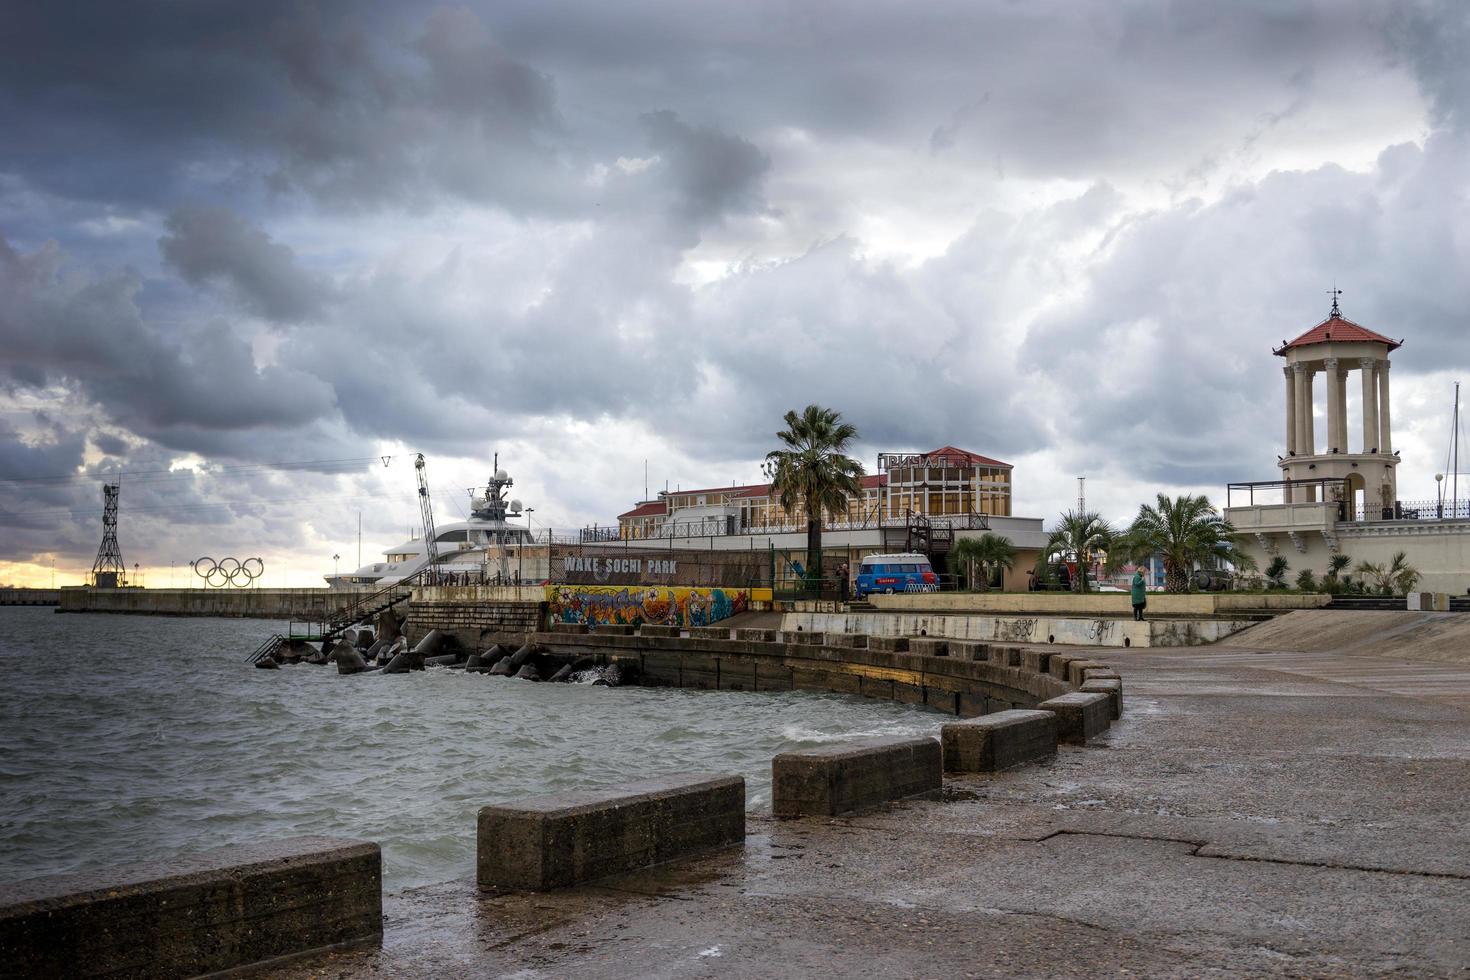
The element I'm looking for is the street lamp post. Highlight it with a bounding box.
[1437,473,1445,519]
[333,553,340,584]
[521,509,535,587]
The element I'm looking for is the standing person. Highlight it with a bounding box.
[1131,566,1148,621]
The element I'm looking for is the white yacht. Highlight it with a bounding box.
[325,460,535,588]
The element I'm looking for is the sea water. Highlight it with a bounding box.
[0,607,940,890]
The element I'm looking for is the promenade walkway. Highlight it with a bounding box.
[285,625,1470,977]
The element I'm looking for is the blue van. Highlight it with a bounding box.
[855,553,938,597]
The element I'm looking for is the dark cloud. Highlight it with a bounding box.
[159,205,327,322]
[0,234,337,450]
[640,110,770,228]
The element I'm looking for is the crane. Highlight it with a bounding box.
[415,453,439,583]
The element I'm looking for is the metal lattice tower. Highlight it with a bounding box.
[91,483,126,587]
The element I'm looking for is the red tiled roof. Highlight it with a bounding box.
[921,446,1011,468]
[617,500,668,520]
[1274,315,1401,354]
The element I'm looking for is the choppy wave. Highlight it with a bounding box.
[0,608,939,890]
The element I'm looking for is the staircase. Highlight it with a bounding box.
[246,569,424,663]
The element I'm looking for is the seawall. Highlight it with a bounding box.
[55,587,397,620]
[531,631,1072,716]
[780,610,1259,647]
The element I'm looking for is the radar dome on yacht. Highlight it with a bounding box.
[509,499,523,513]
[495,470,509,481]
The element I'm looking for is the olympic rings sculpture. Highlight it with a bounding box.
[192,556,264,588]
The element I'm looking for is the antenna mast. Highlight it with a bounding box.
[90,483,126,587]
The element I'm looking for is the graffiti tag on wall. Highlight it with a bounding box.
[547,585,749,628]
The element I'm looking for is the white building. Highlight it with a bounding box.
[1225,302,1468,593]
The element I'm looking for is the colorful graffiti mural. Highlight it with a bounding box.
[547,585,750,628]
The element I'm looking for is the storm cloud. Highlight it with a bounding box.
[2,0,1468,583]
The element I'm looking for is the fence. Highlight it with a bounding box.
[1356,498,1470,522]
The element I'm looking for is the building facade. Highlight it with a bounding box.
[614,446,1013,540]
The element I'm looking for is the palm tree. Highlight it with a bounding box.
[764,405,865,584]
[1326,554,1352,581]
[1265,555,1289,588]
[1045,510,1113,594]
[1354,551,1421,595]
[951,533,1017,591]
[1117,493,1243,594]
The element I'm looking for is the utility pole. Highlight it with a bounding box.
[357,511,362,569]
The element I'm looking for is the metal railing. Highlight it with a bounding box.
[1355,498,1470,522]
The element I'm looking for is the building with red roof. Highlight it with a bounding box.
[615,446,1013,540]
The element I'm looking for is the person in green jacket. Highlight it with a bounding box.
[1131,567,1148,621]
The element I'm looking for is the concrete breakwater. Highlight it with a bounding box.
[56,586,403,620]
[532,628,1076,716]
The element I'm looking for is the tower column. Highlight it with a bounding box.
[1378,359,1393,456]
[1360,358,1380,454]
[1302,367,1316,457]
[1292,363,1309,501]
[1323,357,1341,452]
[1283,365,1297,457]
[1337,366,1350,451]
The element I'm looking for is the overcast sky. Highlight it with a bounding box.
[3,0,1469,586]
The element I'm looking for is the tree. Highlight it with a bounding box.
[1045,510,1113,594]
[1116,493,1243,594]
[1354,551,1421,595]
[1265,555,1289,588]
[951,533,1017,591]
[1295,568,1318,592]
[763,405,865,585]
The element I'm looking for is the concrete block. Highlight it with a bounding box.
[1037,692,1112,743]
[824,632,869,648]
[942,709,1058,772]
[1082,668,1120,682]
[550,622,587,634]
[989,645,1022,667]
[1080,678,1123,719]
[638,624,681,638]
[1049,653,1082,680]
[780,630,824,645]
[477,774,745,891]
[735,628,776,643]
[909,637,949,657]
[772,736,941,818]
[689,626,732,640]
[1067,659,1110,687]
[0,836,381,978]
[593,623,635,635]
[868,636,910,652]
[948,639,987,661]
[1023,650,1052,675]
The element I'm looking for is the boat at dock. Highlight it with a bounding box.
[326,461,534,588]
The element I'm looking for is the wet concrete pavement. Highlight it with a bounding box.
[280,640,1470,978]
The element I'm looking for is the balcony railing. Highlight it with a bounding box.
[1354,498,1470,522]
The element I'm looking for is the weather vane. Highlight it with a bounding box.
[1327,285,1343,318]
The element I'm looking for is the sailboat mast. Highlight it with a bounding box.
[1454,382,1461,518]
